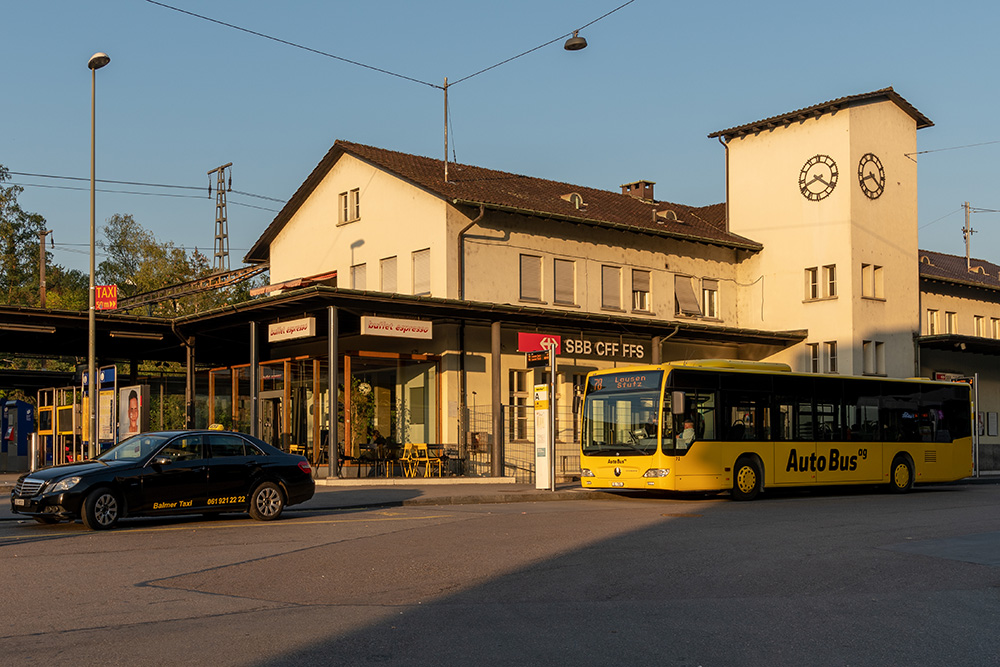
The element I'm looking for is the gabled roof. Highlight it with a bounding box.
[919,249,1000,292]
[708,87,933,142]
[244,141,761,263]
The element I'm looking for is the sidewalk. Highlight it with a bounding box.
[0,472,610,522]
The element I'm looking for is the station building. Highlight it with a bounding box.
[3,87,997,477]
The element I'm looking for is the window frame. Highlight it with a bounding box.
[519,254,543,302]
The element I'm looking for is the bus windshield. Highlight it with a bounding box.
[582,370,664,456]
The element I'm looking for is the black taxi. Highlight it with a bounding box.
[10,430,315,530]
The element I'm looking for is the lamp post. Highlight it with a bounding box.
[88,51,110,456]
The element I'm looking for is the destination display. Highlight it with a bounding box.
[587,370,663,394]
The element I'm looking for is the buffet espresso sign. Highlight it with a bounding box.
[361,316,433,340]
[268,317,316,342]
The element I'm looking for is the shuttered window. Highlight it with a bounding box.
[520,255,542,301]
[602,265,621,310]
[350,263,366,290]
[554,259,575,305]
[380,256,397,292]
[632,269,650,311]
[674,275,702,315]
[412,249,430,295]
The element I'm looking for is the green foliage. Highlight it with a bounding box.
[0,165,49,306]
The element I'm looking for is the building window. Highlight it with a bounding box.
[806,265,837,300]
[805,268,819,300]
[992,318,1000,340]
[380,256,397,292]
[675,275,702,316]
[632,269,651,312]
[863,340,886,375]
[339,188,360,223]
[825,341,838,374]
[519,254,542,302]
[702,279,719,319]
[602,265,622,310]
[807,343,820,373]
[946,311,957,334]
[509,369,530,441]
[412,248,431,295]
[974,315,985,337]
[350,263,366,290]
[927,309,939,335]
[823,265,837,297]
[554,259,575,305]
[861,264,884,298]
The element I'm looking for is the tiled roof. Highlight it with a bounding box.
[708,87,933,141]
[919,249,1000,291]
[245,141,761,262]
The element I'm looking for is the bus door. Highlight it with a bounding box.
[772,397,817,484]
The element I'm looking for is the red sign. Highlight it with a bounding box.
[518,332,561,354]
[95,285,118,311]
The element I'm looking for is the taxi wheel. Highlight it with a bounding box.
[732,456,762,501]
[249,482,285,521]
[889,455,914,493]
[82,488,120,530]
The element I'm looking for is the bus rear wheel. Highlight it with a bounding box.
[889,455,914,493]
[732,457,762,501]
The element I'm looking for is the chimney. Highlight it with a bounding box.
[621,180,655,202]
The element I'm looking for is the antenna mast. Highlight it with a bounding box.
[208,163,233,272]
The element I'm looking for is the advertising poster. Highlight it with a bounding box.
[119,385,150,440]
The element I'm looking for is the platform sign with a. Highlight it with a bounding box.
[534,384,550,490]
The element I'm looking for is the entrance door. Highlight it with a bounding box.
[259,390,283,450]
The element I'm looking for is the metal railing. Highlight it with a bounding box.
[465,405,581,483]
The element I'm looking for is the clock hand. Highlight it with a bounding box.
[865,172,879,184]
[814,174,829,186]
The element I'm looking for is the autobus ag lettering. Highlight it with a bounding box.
[608,458,625,464]
[828,448,859,472]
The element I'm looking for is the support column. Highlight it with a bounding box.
[491,320,503,477]
[651,335,661,365]
[328,306,339,478]
[250,321,259,437]
[185,336,195,428]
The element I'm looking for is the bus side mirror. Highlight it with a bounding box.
[672,392,685,415]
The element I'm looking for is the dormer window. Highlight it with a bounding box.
[561,192,585,210]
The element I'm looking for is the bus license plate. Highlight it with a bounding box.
[611,481,624,487]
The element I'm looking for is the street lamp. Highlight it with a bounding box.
[88,51,109,457]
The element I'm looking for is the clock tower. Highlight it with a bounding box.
[709,88,933,376]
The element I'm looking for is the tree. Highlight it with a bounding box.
[0,165,49,306]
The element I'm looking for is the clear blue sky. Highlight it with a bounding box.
[3,0,999,274]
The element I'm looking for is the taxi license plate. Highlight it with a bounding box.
[13,498,26,506]
[611,481,624,487]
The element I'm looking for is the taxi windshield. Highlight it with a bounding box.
[97,434,170,462]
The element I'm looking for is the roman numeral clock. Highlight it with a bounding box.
[798,154,838,201]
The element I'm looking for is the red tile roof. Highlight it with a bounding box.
[245,141,761,262]
[919,249,1000,292]
[708,87,933,141]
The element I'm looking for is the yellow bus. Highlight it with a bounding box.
[579,360,974,500]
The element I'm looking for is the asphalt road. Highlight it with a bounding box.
[2,484,999,666]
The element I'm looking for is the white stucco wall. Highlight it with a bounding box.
[269,154,451,296]
[728,98,921,377]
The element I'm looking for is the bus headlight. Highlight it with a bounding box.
[642,469,670,478]
[581,468,595,477]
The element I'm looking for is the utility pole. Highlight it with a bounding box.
[208,163,233,273]
[962,201,975,271]
[38,229,53,308]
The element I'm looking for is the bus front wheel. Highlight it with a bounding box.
[889,455,914,493]
[732,457,762,501]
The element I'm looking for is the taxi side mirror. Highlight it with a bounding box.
[152,456,172,466]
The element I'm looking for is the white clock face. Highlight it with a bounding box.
[858,153,885,199]
[799,155,838,201]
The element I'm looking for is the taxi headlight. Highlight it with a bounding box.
[642,468,670,478]
[47,477,82,494]
[580,468,595,477]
